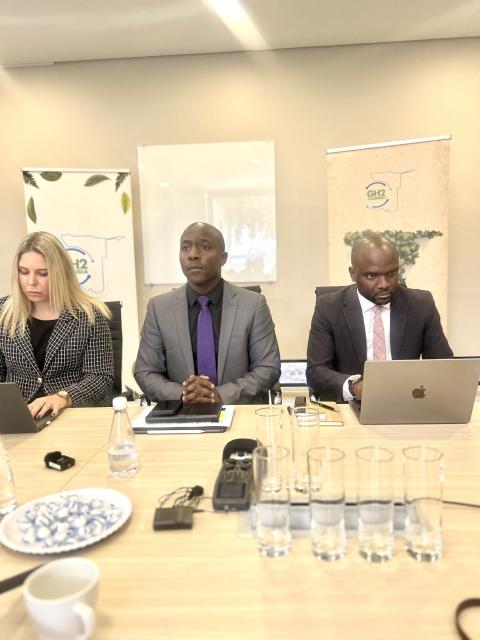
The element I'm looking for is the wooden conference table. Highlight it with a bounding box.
[1,403,480,639]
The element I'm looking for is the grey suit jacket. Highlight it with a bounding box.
[0,296,114,406]
[306,284,453,402]
[135,282,281,404]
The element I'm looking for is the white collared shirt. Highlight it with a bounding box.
[342,289,392,400]
[357,290,392,361]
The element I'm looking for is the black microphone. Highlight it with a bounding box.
[188,485,204,498]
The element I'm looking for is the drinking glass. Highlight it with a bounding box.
[356,446,394,562]
[0,444,16,515]
[291,407,320,493]
[255,406,283,447]
[253,445,291,557]
[308,446,346,560]
[403,446,444,562]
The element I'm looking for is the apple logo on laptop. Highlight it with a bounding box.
[412,385,426,399]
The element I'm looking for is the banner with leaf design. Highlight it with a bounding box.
[22,168,139,392]
[326,136,450,327]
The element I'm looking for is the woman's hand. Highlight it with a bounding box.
[28,393,70,419]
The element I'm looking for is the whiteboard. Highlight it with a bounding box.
[137,141,277,284]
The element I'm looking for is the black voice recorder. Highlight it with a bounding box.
[212,438,257,511]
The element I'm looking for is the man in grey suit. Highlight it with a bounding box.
[135,222,281,404]
[307,232,453,403]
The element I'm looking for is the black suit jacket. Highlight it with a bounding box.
[306,284,453,402]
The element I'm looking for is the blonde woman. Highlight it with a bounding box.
[0,231,114,418]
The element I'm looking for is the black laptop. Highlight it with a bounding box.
[0,383,55,433]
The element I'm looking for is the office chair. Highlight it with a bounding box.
[242,285,261,294]
[105,301,123,398]
[315,285,345,298]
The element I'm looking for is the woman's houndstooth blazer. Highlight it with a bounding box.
[0,296,114,406]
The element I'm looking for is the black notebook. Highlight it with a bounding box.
[145,402,222,424]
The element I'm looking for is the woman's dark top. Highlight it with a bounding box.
[28,317,57,371]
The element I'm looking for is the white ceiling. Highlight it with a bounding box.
[1,0,480,67]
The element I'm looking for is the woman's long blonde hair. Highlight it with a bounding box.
[0,231,111,335]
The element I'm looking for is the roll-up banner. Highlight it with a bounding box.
[327,135,451,326]
[22,168,139,392]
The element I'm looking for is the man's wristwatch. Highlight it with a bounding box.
[347,375,362,401]
[56,390,71,407]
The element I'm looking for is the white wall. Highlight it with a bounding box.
[0,37,479,359]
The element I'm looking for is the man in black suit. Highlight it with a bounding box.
[306,233,453,402]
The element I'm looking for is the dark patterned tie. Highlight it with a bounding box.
[196,295,217,384]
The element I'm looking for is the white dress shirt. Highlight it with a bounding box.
[342,290,392,400]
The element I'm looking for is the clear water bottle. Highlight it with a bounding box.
[108,397,139,478]
[0,439,17,514]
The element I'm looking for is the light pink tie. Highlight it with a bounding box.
[372,306,386,360]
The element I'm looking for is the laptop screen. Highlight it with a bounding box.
[0,383,55,433]
[279,360,308,387]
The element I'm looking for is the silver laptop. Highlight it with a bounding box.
[0,383,55,433]
[353,359,480,425]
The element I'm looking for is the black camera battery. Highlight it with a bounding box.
[153,506,194,530]
[44,451,76,472]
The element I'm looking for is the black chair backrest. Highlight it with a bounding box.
[105,301,123,396]
[315,285,345,299]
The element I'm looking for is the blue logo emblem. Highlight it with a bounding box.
[65,246,94,286]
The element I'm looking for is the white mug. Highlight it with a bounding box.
[23,557,99,640]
